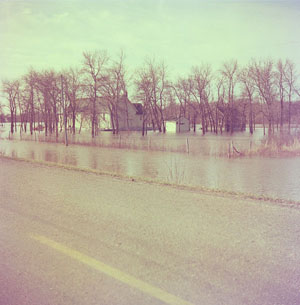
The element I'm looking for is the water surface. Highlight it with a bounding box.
[1,132,299,201]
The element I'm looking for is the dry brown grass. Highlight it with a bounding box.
[237,134,300,158]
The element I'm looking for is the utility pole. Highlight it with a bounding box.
[61,74,68,146]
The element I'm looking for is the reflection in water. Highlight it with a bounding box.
[1,139,300,201]
[89,149,98,170]
[11,150,18,158]
[30,150,35,160]
[63,153,77,167]
[44,150,58,163]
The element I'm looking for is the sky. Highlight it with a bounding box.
[1,0,300,83]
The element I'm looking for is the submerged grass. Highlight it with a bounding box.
[230,134,300,158]
[4,131,191,155]
[1,154,299,208]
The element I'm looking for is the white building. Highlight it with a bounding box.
[176,117,190,133]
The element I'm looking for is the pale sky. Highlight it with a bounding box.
[1,0,300,82]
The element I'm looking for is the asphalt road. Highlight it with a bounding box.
[0,157,300,305]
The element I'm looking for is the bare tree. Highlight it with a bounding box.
[220,60,239,133]
[43,70,61,138]
[0,103,5,124]
[2,79,20,133]
[23,69,39,134]
[190,64,214,134]
[172,77,193,120]
[239,65,256,134]
[171,76,202,133]
[34,72,50,136]
[148,59,168,133]
[17,83,29,133]
[249,59,276,135]
[2,54,300,140]
[63,68,83,134]
[283,59,297,133]
[135,58,169,133]
[215,76,226,134]
[275,59,286,133]
[135,66,152,136]
[82,50,109,137]
[102,51,128,134]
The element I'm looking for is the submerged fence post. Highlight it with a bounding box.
[186,138,190,154]
[148,136,151,150]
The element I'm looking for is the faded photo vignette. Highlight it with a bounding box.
[1,1,300,305]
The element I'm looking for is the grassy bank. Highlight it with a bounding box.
[1,154,299,207]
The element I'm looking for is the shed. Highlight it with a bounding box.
[176,117,190,133]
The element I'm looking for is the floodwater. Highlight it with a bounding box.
[1,123,300,201]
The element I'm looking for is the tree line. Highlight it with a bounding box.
[2,51,300,138]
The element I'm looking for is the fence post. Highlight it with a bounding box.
[186,138,190,154]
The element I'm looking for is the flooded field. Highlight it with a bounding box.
[1,123,300,201]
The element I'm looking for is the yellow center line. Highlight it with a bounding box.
[29,234,194,305]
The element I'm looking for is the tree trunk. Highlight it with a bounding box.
[72,111,76,134]
[10,111,14,134]
[249,100,253,134]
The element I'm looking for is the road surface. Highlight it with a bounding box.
[0,157,300,305]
